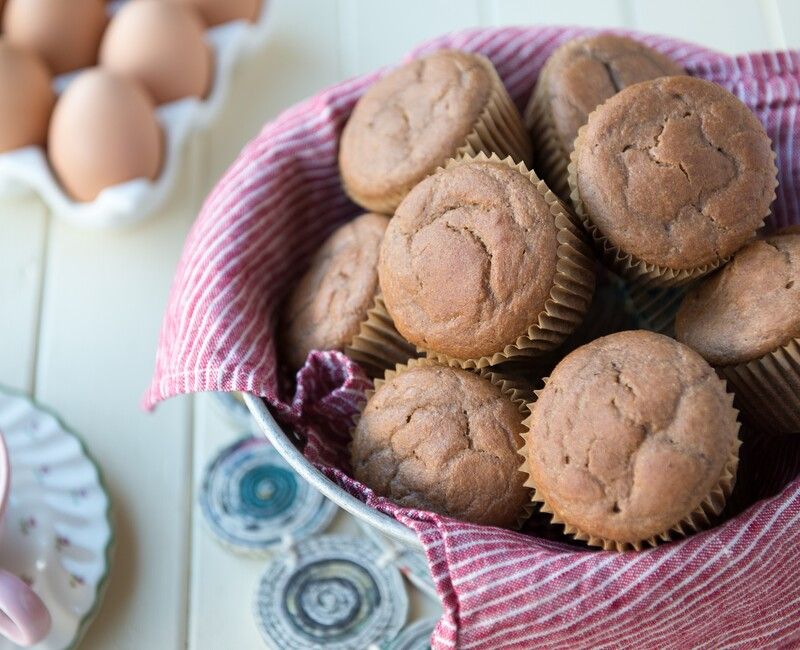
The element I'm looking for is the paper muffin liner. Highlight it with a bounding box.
[523,64,572,203]
[567,122,778,291]
[454,54,533,168]
[407,152,596,370]
[352,357,535,529]
[719,337,800,435]
[349,53,533,215]
[345,293,419,379]
[519,376,742,551]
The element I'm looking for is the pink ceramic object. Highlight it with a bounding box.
[0,435,50,646]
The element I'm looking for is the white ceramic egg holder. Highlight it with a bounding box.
[0,0,272,229]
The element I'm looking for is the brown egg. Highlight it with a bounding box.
[166,0,261,27]
[3,0,107,75]
[48,69,162,201]
[0,41,54,152]
[100,0,212,105]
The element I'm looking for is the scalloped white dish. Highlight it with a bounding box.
[0,0,272,229]
[0,389,112,650]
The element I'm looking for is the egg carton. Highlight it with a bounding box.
[0,0,272,229]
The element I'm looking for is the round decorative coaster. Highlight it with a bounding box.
[254,535,409,650]
[0,388,113,650]
[384,617,438,650]
[199,436,336,555]
[358,519,437,598]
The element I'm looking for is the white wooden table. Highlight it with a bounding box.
[1,1,797,648]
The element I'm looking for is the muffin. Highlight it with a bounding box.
[351,360,530,527]
[569,75,778,288]
[521,330,740,551]
[676,233,800,433]
[339,49,532,214]
[281,213,390,370]
[525,34,683,201]
[378,153,595,369]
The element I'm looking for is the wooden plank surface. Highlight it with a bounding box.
[0,196,48,393]
[776,0,800,48]
[0,1,791,648]
[628,0,775,53]
[338,0,482,77]
[486,0,628,27]
[34,149,201,649]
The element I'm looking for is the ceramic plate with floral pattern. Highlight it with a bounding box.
[0,389,113,650]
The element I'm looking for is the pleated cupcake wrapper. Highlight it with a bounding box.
[522,66,572,203]
[412,152,595,370]
[345,293,419,379]
[346,53,532,215]
[719,337,800,435]
[453,54,533,169]
[567,121,778,291]
[518,375,742,551]
[353,357,536,529]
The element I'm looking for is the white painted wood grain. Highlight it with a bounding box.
[337,0,482,77]
[629,0,773,53]
[776,0,800,48]
[203,0,345,190]
[486,0,628,27]
[33,147,201,649]
[0,196,47,393]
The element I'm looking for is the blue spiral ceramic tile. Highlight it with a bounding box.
[357,519,437,598]
[254,535,409,650]
[383,617,438,650]
[199,436,336,555]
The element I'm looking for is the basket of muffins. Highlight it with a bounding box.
[275,34,798,554]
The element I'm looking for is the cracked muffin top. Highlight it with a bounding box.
[676,233,800,366]
[538,34,683,158]
[379,160,560,360]
[281,213,389,370]
[339,50,495,213]
[573,75,777,270]
[524,330,738,545]
[351,363,530,527]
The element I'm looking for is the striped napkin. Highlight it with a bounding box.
[146,27,800,649]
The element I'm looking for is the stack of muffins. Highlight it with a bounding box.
[279,36,797,552]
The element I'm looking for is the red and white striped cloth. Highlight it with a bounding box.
[146,27,800,649]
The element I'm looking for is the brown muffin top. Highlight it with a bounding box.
[573,75,776,270]
[525,330,738,545]
[540,34,683,157]
[351,363,530,527]
[675,234,800,366]
[339,50,494,211]
[379,160,560,360]
[281,213,389,369]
